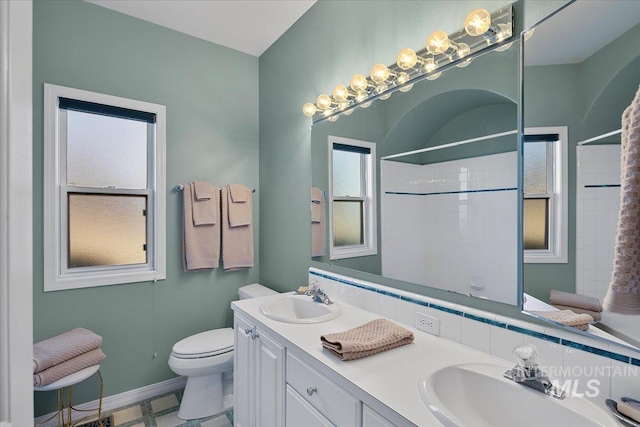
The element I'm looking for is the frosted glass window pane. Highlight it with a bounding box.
[524,198,549,250]
[68,194,147,268]
[67,110,148,189]
[333,150,362,197]
[334,201,363,247]
[524,142,548,194]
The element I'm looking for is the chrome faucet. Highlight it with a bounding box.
[503,344,566,399]
[306,280,333,305]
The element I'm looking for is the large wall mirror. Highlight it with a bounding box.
[311,26,520,306]
[522,0,640,351]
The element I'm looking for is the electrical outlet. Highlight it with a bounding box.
[416,312,440,336]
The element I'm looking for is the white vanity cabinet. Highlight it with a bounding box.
[233,311,406,427]
[286,352,361,426]
[233,314,285,427]
[363,405,397,427]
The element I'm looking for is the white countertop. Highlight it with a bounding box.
[232,294,517,426]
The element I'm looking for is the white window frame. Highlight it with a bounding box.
[328,136,377,260]
[524,126,568,263]
[44,83,166,291]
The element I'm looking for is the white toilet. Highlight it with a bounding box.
[168,283,278,420]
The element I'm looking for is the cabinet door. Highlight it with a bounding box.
[255,328,285,427]
[286,385,335,427]
[363,405,397,427]
[234,314,255,427]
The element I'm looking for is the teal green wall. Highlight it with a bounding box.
[33,0,258,415]
[259,0,572,319]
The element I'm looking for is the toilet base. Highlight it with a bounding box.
[178,372,231,420]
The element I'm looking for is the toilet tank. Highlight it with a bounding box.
[238,283,278,300]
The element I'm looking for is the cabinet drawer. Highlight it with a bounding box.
[286,385,335,427]
[286,352,360,427]
[363,405,397,427]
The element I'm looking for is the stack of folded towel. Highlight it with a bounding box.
[320,319,414,361]
[529,310,594,331]
[33,328,106,387]
[550,289,603,322]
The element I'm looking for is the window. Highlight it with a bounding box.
[523,126,567,263]
[44,84,166,291]
[328,136,377,260]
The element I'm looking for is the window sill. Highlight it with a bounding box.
[524,252,567,264]
[44,269,165,292]
[330,246,377,260]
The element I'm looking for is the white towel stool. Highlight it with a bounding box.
[34,364,104,427]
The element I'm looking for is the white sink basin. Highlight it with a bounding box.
[419,363,618,427]
[259,295,341,324]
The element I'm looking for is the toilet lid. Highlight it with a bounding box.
[172,328,234,359]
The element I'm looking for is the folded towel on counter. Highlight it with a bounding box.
[227,184,252,227]
[33,328,103,374]
[311,187,325,257]
[183,183,220,270]
[552,304,602,321]
[529,310,594,331]
[191,181,218,226]
[221,185,254,271]
[550,289,602,312]
[321,319,414,361]
[33,348,106,387]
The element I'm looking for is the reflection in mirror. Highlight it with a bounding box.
[522,0,640,351]
[311,41,520,306]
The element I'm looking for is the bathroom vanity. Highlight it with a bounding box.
[232,293,621,427]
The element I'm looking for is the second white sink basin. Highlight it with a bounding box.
[259,295,341,324]
[419,363,618,427]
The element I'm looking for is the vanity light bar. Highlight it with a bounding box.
[302,5,514,124]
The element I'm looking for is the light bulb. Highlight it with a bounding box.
[455,43,472,68]
[523,27,535,42]
[495,42,513,52]
[316,94,332,110]
[343,108,354,116]
[322,108,333,117]
[379,93,391,100]
[422,57,438,74]
[465,9,492,36]
[370,63,390,83]
[375,83,388,94]
[396,71,409,85]
[328,115,339,122]
[332,85,349,102]
[396,48,418,70]
[396,72,413,92]
[426,30,451,55]
[302,102,317,117]
[426,72,442,81]
[355,93,367,103]
[495,23,512,42]
[350,74,368,92]
[361,101,372,108]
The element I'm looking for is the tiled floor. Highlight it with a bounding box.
[95,389,233,427]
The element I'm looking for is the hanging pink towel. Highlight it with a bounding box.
[604,86,640,314]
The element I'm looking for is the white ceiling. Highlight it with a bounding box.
[85,0,317,57]
[525,0,640,66]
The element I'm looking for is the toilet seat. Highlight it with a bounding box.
[171,328,234,360]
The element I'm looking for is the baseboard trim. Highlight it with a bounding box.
[34,376,186,427]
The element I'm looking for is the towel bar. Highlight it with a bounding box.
[175,184,255,193]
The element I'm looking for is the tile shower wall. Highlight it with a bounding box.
[381,152,518,305]
[576,145,621,302]
[309,267,640,401]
